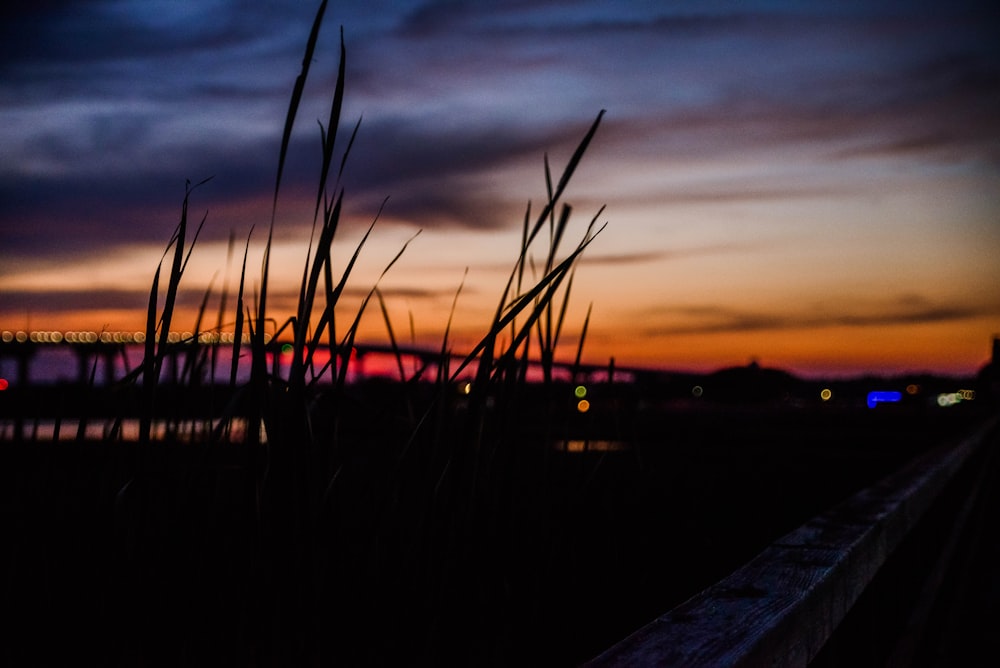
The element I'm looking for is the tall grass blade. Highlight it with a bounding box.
[438,267,469,385]
[293,190,345,387]
[333,230,419,390]
[571,302,593,382]
[273,0,328,225]
[376,288,406,383]
[180,272,216,386]
[450,225,603,383]
[211,230,236,386]
[524,110,605,251]
[313,26,346,225]
[140,264,161,444]
[230,229,252,389]
[307,198,389,373]
[338,116,363,181]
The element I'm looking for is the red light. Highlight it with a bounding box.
[0,378,8,391]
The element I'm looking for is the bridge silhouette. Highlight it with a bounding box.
[0,329,639,388]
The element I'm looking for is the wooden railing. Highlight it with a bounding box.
[584,416,998,667]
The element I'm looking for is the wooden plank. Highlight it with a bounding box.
[584,418,997,668]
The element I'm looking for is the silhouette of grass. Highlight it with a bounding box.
[106,2,612,664]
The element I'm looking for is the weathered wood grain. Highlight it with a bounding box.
[585,417,998,667]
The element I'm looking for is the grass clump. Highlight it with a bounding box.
[91,2,615,664]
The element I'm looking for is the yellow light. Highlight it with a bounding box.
[556,440,628,452]
[820,388,832,401]
[461,382,472,395]
[577,399,591,413]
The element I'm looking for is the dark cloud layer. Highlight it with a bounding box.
[4,1,998,257]
[644,298,998,337]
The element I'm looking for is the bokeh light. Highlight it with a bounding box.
[866,391,902,409]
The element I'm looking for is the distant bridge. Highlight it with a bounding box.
[0,329,641,388]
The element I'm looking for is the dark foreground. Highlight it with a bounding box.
[0,396,993,666]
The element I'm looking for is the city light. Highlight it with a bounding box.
[0,330,256,345]
[937,389,975,408]
[866,391,902,409]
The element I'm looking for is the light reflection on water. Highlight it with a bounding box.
[553,439,630,453]
[3,419,632,452]
[0,418,257,443]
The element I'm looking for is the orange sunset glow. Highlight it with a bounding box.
[2,1,999,380]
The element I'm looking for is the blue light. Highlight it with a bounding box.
[867,390,902,409]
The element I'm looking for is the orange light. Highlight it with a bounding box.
[577,399,591,413]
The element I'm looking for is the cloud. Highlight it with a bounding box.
[0,2,315,74]
[333,111,615,230]
[1,288,170,315]
[579,243,754,267]
[5,0,998,262]
[0,281,460,324]
[643,296,998,336]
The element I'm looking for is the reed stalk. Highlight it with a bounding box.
[122,1,610,661]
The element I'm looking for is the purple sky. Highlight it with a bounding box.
[2,1,999,377]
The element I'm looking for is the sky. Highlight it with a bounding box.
[2,0,999,379]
